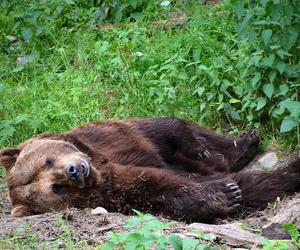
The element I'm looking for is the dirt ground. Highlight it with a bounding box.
[0,190,188,247]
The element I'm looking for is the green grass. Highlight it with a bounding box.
[0,1,245,149]
[0,0,299,151]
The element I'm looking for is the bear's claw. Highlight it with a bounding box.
[224,182,243,210]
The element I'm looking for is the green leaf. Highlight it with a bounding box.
[178,72,188,80]
[229,98,240,103]
[285,28,298,49]
[256,97,266,111]
[262,29,272,46]
[268,71,277,83]
[192,48,200,62]
[276,61,286,74]
[0,121,16,144]
[15,227,26,233]
[126,232,143,241]
[251,72,261,89]
[263,83,274,99]
[36,25,44,35]
[15,114,28,124]
[193,87,205,97]
[21,28,32,42]
[279,84,289,95]
[277,49,292,59]
[101,242,115,250]
[182,238,200,250]
[230,110,241,120]
[168,235,183,250]
[198,65,209,71]
[280,117,298,133]
[279,100,300,113]
[263,54,275,67]
[64,0,75,4]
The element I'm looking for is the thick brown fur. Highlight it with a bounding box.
[0,117,299,222]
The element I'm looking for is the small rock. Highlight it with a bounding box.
[17,56,28,65]
[134,51,143,57]
[91,207,108,215]
[257,152,278,170]
[262,223,290,240]
[246,152,279,172]
[87,238,96,245]
[160,1,171,7]
[62,210,74,220]
[58,241,66,249]
[6,35,17,43]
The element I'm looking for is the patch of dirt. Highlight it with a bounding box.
[0,208,128,244]
[0,188,10,219]
[204,0,223,6]
[0,194,187,245]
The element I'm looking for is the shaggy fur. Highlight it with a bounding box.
[0,117,299,222]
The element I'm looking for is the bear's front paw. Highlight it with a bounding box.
[184,146,211,160]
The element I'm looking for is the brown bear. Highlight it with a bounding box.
[0,117,299,222]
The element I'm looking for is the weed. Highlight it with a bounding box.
[230,0,300,148]
[283,223,300,248]
[262,239,289,250]
[101,210,216,250]
[261,223,300,250]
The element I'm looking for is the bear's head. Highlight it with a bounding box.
[0,134,105,217]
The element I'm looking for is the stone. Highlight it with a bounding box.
[188,222,266,247]
[91,207,108,215]
[245,152,279,172]
[257,152,278,170]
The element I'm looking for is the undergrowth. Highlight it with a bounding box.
[0,0,299,152]
[101,210,216,250]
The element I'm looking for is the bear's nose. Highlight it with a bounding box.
[66,165,80,180]
[65,160,89,181]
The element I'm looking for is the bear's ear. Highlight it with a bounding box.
[0,148,20,171]
[11,205,33,217]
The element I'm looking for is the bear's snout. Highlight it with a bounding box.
[65,160,89,182]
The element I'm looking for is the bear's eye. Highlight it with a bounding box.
[51,184,64,194]
[45,158,54,167]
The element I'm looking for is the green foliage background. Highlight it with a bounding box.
[0,0,299,150]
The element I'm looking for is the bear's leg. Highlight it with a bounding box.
[107,164,242,222]
[233,157,300,210]
[130,117,209,161]
[131,117,259,173]
[188,124,260,172]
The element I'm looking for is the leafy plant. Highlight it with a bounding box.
[283,223,300,248]
[261,223,300,250]
[92,0,162,23]
[230,0,300,146]
[101,210,216,250]
[262,239,289,250]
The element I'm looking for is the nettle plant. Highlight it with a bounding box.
[230,0,300,141]
[101,210,216,250]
